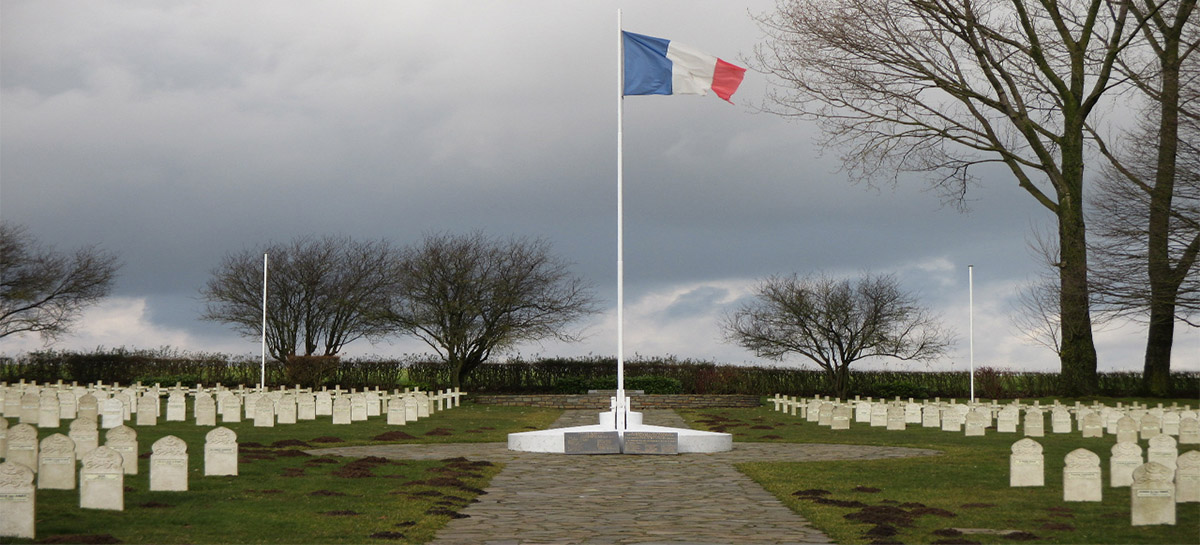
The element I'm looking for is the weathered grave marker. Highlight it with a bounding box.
[350,393,368,421]
[37,433,76,490]
[204,427,238,476]
[150,435,188,491]
[1116,416,1139,444]
[922,405,940,428]
[166,392,186,422]
[219,393,241,423]
[1176,450,1200,503]
[105,425,138,475]
[77,394,98,422]
[195,393,216,426]
[1110,441,1143,488]
[276,394,297,425]
[297,394,316,420]
[6,423,38,471]
[831,405,852,430]
[79,446,124,510]
[0,461,36,539]
[1010,438,1043,487]
[1131,462,1175,525]
[1051,407,1072,434]
[1024,407,1045,437]
[38,392,60,428]
[315,391,333,416]
[19,393,39,424]
[404,395,420,422]
[1063,448,1102,502]
[997,406,1019,433]
[253,396,275,428]
[387,397,407,425]
[1141,413,1163,440]
[99,398,124,430]
[331,396,351,425]
[1147,434,1178,472]
[965,408,988,437]
[1178,417,1199,445]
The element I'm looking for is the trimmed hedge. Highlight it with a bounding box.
[1,350,1196,398]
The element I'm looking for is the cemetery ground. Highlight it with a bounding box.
[0,405,560,544]
[3,396,1198,544]
[682,398,1199,545]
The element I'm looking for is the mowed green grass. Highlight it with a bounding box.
[679,399,1199,545]
[1,403,562,544]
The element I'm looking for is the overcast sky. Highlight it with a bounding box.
[2,0,1196,374]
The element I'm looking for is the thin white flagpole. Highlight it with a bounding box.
[261,253,268,390]
[969,264,974,402]
[615,8,626,429]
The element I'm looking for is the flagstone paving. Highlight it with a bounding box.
[309,410,939,545]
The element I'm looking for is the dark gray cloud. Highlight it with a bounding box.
[2,0,1195,372]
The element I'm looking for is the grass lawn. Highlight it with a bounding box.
[1,403,561,544]
[680,398,1199,545]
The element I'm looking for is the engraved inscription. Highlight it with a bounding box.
[564,432,621,455]
[622,432,678,455]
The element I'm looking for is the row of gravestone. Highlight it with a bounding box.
[770,394,1200,443]
[0,425,240,539]
[1008,439,1198,526]
[0,381,463,430]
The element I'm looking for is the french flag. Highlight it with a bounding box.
[622,31,746,103]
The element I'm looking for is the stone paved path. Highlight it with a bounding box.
[309,410,939,545]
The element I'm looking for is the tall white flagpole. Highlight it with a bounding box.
[969,264,974,402]
[261,253,268,390]
[615,8,626,429]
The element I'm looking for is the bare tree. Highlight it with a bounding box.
[385,232,599,389]
[0,222,121,342]
[723,273,953,399]
[201,235,400,362]
[755,0,1134,394]
[1089,0,1199,395]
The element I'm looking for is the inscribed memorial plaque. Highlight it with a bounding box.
[564,431,620,454]
[623,432,678,455]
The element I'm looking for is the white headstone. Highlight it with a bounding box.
[19,393,39,424]
[1176,450,1200,503]
[1178,417,1199,445]
[166,392,187,422]
[964,407,988,437]
[1110,441,1143,488]
[0,461,36,539]
[104,425,138,475]
[997,406,1019,433]
[1081,412,1104,438]
[1106,409,1126,435]
[870,403,888,427]
[38,392,61,428]
[1063,448,1102,502]
[413,392,431,418]
[150,435,188,492]
[204,427,238,476]
[276,394,297,425]
[921,405,940,428]
[195,393,217,426]
[297,394,316,420]
[253,396,275,428]
[315,391,333,416]
[79,445,124,511]
[1051,407,1072,434]
[99,398,124,430]
[404,395,420,422]
[136,394,158,426]
[219,393,241,423]
[1141,413,1163,441]
[817,403,834,427]
[904,401,922,424]
[37,433,76,490]
[5,423,38,471]
[831,405,852,430]
[77,394,99,422]
[350,393,368,421]
[331,396,351,425]
[386,397,408,425]
[1162,411,1181,436]
[1024,407,1045,437]
[1010,438,1044,487]
[1147,434,1178,472]
[365,391,381,417]
[1116,416,1139,444]
[854,401,871,423]
[1131,462,1175,525]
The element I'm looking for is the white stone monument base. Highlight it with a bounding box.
[507,409,733,454]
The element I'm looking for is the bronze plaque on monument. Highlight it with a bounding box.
[622,431,678,455]
[564,431,621,454]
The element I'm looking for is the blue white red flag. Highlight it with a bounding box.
[622,31,746,103]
